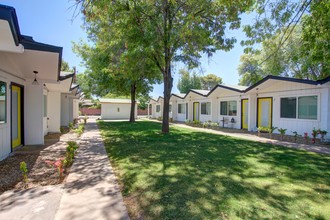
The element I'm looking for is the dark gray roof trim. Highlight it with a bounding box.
[244,75,330,93]
[0,4,21,46]
[59,72,75,81]
[208,84,243,95]
[150,76,330,103]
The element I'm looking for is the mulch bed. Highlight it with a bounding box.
[184,123,329,147]
[0,130,79,195]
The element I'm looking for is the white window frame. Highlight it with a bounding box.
[156,104,161,113]
[279,94,320,121]
[178,103,186,114]
[200,102,211,115]
[219,100,237,116]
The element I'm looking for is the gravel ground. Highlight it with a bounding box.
[0,130,79,195]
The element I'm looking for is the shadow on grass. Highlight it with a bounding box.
[99,121,330,220]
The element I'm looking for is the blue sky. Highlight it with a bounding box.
[1,0,251,98]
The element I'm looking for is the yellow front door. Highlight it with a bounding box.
[12,85,21,148]
[193,102,199,121]
[257,98,272,128]
[241,99,249,129]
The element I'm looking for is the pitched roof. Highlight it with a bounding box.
[244,75,329,92]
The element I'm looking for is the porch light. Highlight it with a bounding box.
[32,71,39,85]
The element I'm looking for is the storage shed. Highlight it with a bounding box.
[100,98,138,120]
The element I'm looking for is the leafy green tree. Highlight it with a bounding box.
[75,0,253,132]
[76,72,92,99]
[241,0,330,80]
[73,33,160,122]
[238,54,264,86]
[177,69,201,93]
[238,24,329,84]
[200,74,222,90]
[61,60,72,72]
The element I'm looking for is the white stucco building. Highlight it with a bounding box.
[100,98,138,120]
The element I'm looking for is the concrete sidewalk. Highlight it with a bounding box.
[55,119,129,220]
[173,122,330,155]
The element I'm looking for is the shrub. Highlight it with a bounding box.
[20,161,28,184]
[292,131,301,143]
[277,128,287,140]
[46,158,65,182]
[73,124,85,136]
[68,122,74,130]
[311,128,319,144]
[318,129,328,142]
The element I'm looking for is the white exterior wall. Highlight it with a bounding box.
[101,103,137,120]
[61,94,70,126]
[73,99,79,119]
[43,89,48,136]
[259,87,325,136]
[25,84,44,145]
[47,91,61,133]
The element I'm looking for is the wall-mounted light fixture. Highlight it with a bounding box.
[32,71,39,85]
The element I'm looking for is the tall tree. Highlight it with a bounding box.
[200,74,222,90]
[177,69,201,93]
[73,38,160,122]
[241,0,330,80]
[61,60,72,72]
[238,24,328,84]
[75,0,254,133]
[76,72,93,99]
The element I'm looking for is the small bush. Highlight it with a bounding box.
[20,161,28,184]
[73,124,85,136]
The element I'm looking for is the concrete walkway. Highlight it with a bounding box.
[173,122,330,155]
[55,119,129,220]
[0,119,129,220]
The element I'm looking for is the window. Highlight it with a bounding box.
[169,104,172,113]
[280,97,296,118]
[178,103,186,114]
[201,102,211,115]
[43,95,47,117]
[0,81,6,123]
[280,96,317,120]
[220,101,237,116]
[156,105,160,112]
[298,96,317,120]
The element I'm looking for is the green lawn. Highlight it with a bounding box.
[98,121,330,220]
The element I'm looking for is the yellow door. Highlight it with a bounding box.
[12,85,21,148]
[257,98,272,128]
[193,102,199,121]
[241,99,249,129]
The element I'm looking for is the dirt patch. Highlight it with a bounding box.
[0,131,80,195]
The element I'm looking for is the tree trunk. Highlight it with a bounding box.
[161,0,173,133]
[130,82,136,122]
[162,65,173,133]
